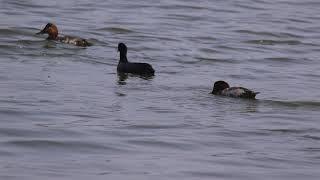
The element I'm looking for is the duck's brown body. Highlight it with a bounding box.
[56,36,91,47]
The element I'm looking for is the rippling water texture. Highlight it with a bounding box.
[1,0,320,179]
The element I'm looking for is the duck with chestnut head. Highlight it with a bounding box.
[36,23,91,47]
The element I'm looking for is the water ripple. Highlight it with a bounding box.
[1,0,320,179]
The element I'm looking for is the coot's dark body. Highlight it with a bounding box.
[117,43,155,75]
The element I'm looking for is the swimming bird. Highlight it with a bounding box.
[117,43,155,75]
[36,23,91,47]
[211,81,259,99]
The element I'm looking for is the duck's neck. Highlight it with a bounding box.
[120,52,128,63]
[47,34,58,40]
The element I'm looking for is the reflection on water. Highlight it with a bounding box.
[117,72,155,83]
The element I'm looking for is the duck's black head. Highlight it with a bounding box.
[212,81,230,94]
[118,43,127,54]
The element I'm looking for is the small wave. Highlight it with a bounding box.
[0,44,17,51]
[0,27,39,37]
[0,29,18,36]
[0,128,43,137]
[158,4,207,10]
[245,39,301,45]
[264,128,319,134]
[198,48,220,53]
[264,57,294,62]
[184,171,236,179]
[166,14,203,21]
[0,28,28,36]
[5,139,127,153]
[303,147,320,153]
[98,27,134,34]
[236,30,303,38]
[0,109,32,116]
[261,99,320,109]
[287,18,312,24]
[235,4,267,11]
[194,57,236,64]
[302,135,320,141]
[127,139,195,150]
[124,124,190,130]
[6,1,48,9]
[277,1,320,6]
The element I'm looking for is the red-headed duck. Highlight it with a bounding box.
[36,23,91,47]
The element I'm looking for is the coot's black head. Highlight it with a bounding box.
[118,43,127,54]
[212,81,230,94]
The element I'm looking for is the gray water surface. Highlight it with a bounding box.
[1,0,320,179]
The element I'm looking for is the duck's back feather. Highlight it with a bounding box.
[57,36,91,47]
[221,87,258,99]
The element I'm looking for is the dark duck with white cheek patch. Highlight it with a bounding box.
[211,81,259,99]
[36,23,91,47]
[117,43,155,75]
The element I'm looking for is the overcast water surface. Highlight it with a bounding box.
[0,0,320,179]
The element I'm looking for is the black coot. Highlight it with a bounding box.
[117,43,155,75]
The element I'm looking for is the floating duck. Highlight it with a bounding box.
[211,81,259,99]
[36,23,91,47]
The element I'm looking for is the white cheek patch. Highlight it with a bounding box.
[222,88,245,97]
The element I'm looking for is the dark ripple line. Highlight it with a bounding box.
[166,14,204,21]
[236,30,303,38]
[127,139,195,151]
[0,109,33,116]
[0,127,84,138]
[158,4,208,10]
[262,100,320,109]
[245,40,301,45]
[0,28,27,36]
[124,124,191,130]
[5,140,127,153]
[194,57,236,64]
[235,4,268,11]
[97,27,135,34]
[264,57,295,62]
[263,128,320,134]
[287,18,312,24]
[5,1,48,8]
[277,1,320,6]
[302,135,320,141]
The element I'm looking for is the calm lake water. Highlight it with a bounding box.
[1,0,320,179]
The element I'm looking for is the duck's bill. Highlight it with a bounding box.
[36,29,45,35]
